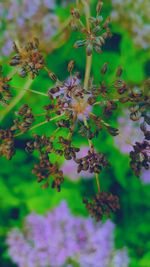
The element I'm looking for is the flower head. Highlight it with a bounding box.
[7,201,129,267]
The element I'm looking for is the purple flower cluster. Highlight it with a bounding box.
[115,110,150,183]
[7,201,129,267]
[0,0,59,56]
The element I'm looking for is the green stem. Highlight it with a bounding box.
[12,86,48,97]
[15,113,65,137]
[82,0,92,89]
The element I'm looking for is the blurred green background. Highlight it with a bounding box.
[0,0,150,266]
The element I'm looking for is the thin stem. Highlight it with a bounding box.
[15,113,65,137]
[83,116,93,149]
[0,78,33,123]
[94,99,119,106]
[81,1,100,193]
[67,113,77,140]
[82,0,92,89]
[83,116,100,193]
[12,86,48,97]
[95,173,100,192]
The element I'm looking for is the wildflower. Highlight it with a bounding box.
[6,201,129,267]
[48,75,92,120]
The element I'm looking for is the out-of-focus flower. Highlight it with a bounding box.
[115,111,143,154]
[61,146,94,180]
[111,0,150,49]
[7,201,129,267]
[115,110,150,183]
[0,0,59,56]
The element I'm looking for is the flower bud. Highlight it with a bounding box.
[73,40,86,48]
[86,43,93,56]
[96,1,103,14]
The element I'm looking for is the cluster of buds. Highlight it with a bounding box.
[0,66,12,105]
[72,1,111,55]
[10,38,45,79]
[83,192,120,221]
[26,134,64,191]
[75,149,109,174]
[58,137,80,160]
[0,129,15,160]
[11,104,34,134]
[130,141,150,176]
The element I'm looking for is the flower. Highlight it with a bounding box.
[48,75,92,120]
[7,201,129,267]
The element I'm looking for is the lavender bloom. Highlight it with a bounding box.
[7,201,129,267]
[111,0,150,49]
[61,146,94,180]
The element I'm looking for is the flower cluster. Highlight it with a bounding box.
[12,104,35,133]
[111,0,150,49]
[130,141,150,177]
[72,1,112,55]
[0,65,12,105]
[83,192,120,221]
[10,39,45,78]
[6,201,129,267]
[0,0,60,56]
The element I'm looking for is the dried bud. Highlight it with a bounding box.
[67,60,75,73]
[116,66,123,77]
[74,40,86,49]
[96,1,103,14]
[71,8,80,19]
[101,62,108,75]
[48,71,57,81]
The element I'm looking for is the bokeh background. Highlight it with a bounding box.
[0,0,150,266]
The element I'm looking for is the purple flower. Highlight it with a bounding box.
[6,201,129,267]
